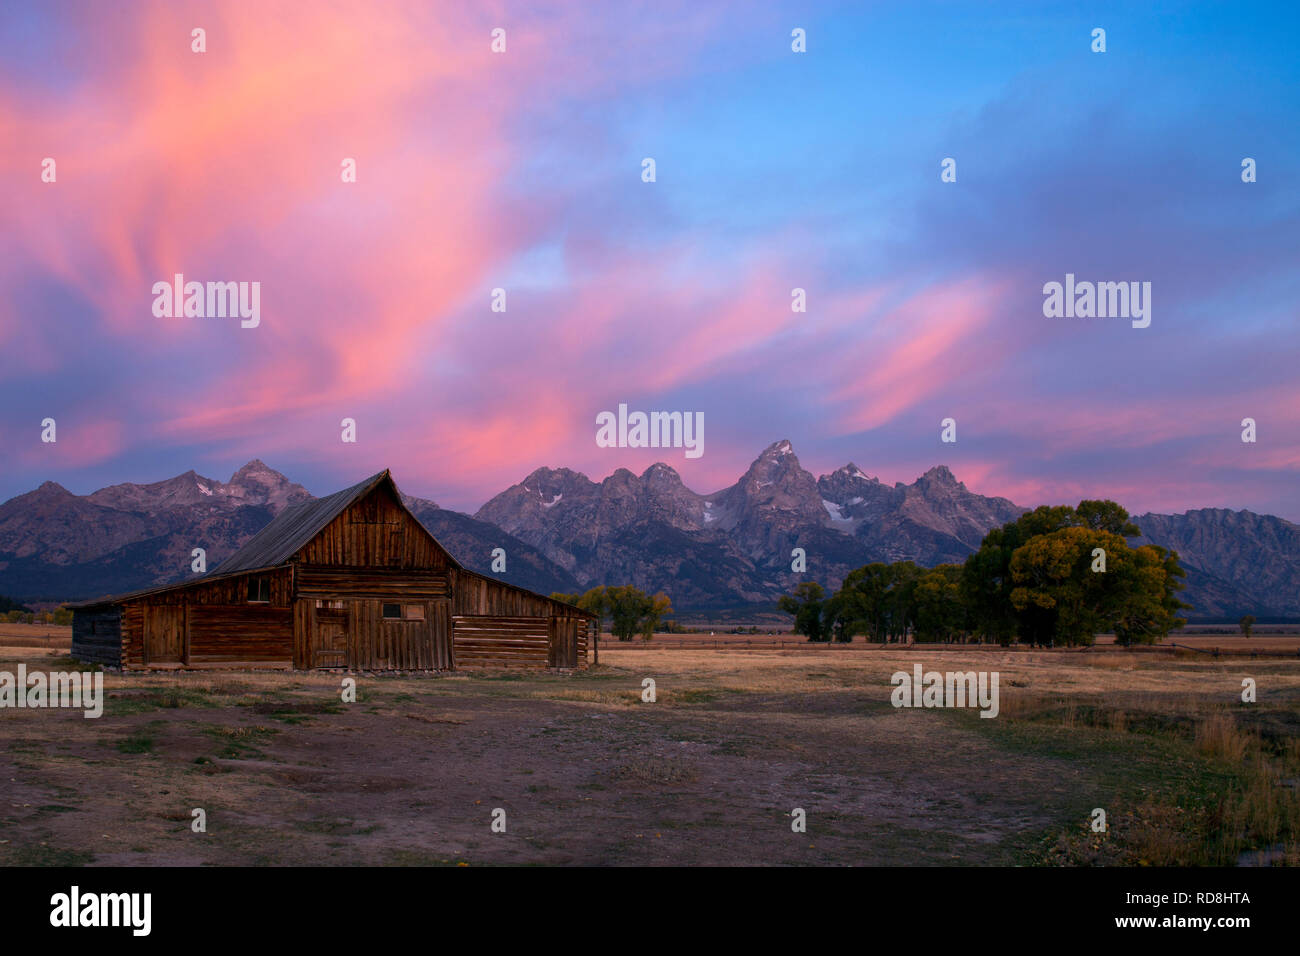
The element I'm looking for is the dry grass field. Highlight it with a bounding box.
[0,622,71,650]
[1,634,1298,866]
[605,630,1300,655]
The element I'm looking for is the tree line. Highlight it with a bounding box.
[551,585,673,641]
[779,499,1191,647]
[0,595,73,626]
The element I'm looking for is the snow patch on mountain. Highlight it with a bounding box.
[822,499,850,522]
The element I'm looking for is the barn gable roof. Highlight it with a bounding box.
[212,469,400,574]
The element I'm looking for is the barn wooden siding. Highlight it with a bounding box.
[552,616,588,668]
[450,568,579,618]
[449,617,589,669]
[116,567,294,669]
[297,485,453,570]
[290,497,456,668]
[448,567,590,669]
[70,608,122,666]
[452,616,550,668]
[293,595,452,670]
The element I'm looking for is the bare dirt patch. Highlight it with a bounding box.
[2,644,1297,865]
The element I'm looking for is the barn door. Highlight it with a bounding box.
[312,601,350,668]
[143,605,185,664]
[551,618,579,668]
[563,619,579,667]
[432,599,451,669]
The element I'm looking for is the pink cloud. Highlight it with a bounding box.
[825,276,1013,432]
[6,419,126,471]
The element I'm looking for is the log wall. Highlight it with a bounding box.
[112,567,293,669]
[188,604,292,663]
[70,608,122,666]
[452,615,550,668]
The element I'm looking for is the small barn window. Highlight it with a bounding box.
[315,600,344,610]
[248,577,271,603]
[382,603,401,620]
[403,604,425,621]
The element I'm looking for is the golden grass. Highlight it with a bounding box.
[1195,711,1253,763]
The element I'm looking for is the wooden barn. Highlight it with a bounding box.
[69,470,596,672]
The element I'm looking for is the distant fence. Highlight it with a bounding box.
[0,631,70,650]
[593,638,1300,659]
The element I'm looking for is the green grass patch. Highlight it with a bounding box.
[116,732,155,754]
[204,724,279,759]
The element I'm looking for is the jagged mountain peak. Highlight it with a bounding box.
[518,466,593,494]
[764,439,795,455]
[826,462,879,483]
[481,467,595,526]
[640,462,684,486]
[228,459,302,492]
[230,458,278,480]
[740,439,811,485]
[917,464,961,488]
[604,467,639,484]
[221,461,310,512]
[522,464,588,481]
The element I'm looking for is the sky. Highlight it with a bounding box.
[2,0,1298,519]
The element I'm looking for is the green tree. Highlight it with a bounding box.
[831,561,925,642]
[639,591,674,640]
[881,561,922,642]
[1009,527,1127,646]
[1009,527,1188,647]
[1111,545,1190,644]
[553,587,614,636]
[913,564,966,643]
[964,500,1146,645]
[835,562,889,641]
[564,585,672,642]
[960,533,1019,645]
[778,582,827,642]
[960,506,1075,644]
[1239,614,1256,638]
[1075,499,1142,536]
[820,591,857,642]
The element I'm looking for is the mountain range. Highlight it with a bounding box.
[1,443,1296,619]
